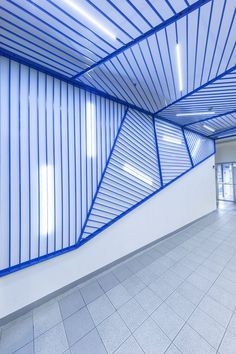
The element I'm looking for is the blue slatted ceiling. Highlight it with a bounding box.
[185,112,236,136]
[158,69,236,124]
[81,109,162,240]
[184,129,215,164]
[154,119,192,184]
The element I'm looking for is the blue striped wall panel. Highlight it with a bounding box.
[184,129,215,165]
[81,109,162,240]
[0,56,215,276]
[154,119,192,184]
[0,56,126,273]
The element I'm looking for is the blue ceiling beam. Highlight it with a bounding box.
[71,0,212,80]
[215,133,236,140]
[0,47,152,116]
[184,109,236,127]
[210,126,236,138]
[154,65,236,115]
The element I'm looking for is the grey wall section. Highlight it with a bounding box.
[216,139,236,163]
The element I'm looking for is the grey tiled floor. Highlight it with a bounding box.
[1,202,236,353]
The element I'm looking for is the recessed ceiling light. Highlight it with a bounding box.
[176,43,183,92]
[64,0,116,40]
[176,112,216,117]
[163,135,182,145]
[203,124,215,133]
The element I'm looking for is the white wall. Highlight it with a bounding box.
[0,155,216,319]
[216,139,236,163]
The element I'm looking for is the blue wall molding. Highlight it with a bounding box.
[0,56,215,277]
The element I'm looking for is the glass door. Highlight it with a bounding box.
[216,163,235,202]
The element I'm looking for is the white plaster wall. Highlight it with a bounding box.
[216,139,236,163]
[0,156,216,319]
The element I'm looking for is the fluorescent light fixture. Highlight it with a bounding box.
[176,112,216,117]
[40,164,54,237]
[64,0,116,40]
[176,43,183,92]
[163,135,182,145]
[203,124,215,133]
[86,102,96,157]
[192,139,201,157]
[123,163,153,186]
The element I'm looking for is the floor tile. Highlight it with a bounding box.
[165,291,196,321]
[165,343,182,353]
[106,284,131,309]
[97,312,130,353]
[33,301,62,337]
[136,267,158,285]
[34,322,68,354]
[219,330,236,354]
[80,280,104,304]
[121,274,146,296]
[199,295,232,328]
[176,281,204,305]
[152,302,184,340]
[125,258,143,273]
[208,284,236,311]
[87,294,115,325]
[149,278,176,300]
[174,324,215,354]
[59,289,85,320]
[97,272,119,292]
[118,298,148,332]
[187,272,213,292]
[14,341,34,354]
[113,265,133,282]
[188,307,225,349]
[114,335,143,354]
[228,312,236,336]
[63,307,94,346]
[0,316,33,354]
[133,317,171,354]
[70,329,106,354]
[135,287,162,315]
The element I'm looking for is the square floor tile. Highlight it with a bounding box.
[133,317,171,353]
[113,265,132,282]
[208,285,236,311]
[97,312,130,353]
[174,324,215,354]
[80,280,104,304]
[188,308,225,349]
[219,330,236,354]
[106,284,131,309]
[135,287,162,315]
[166,291,196,321]
[70,329,106,354]
[121,274,146,296]
[97,272,119,292]
[14,341,34,354]
[114,335,143,354]
[165,344,182,353]
[59,289,85,320]
[152,302,184,340]
[228,313,236,336]
[176,281,204,305]
[64,307,94,346]
[87,294,115,325]
[199,295,232,328]
[187,272,213,292]
[34,322,68,354]
[0,316,33,354]
[118,298,148,332]
[33,301,62,338]
[149,278,176,300]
